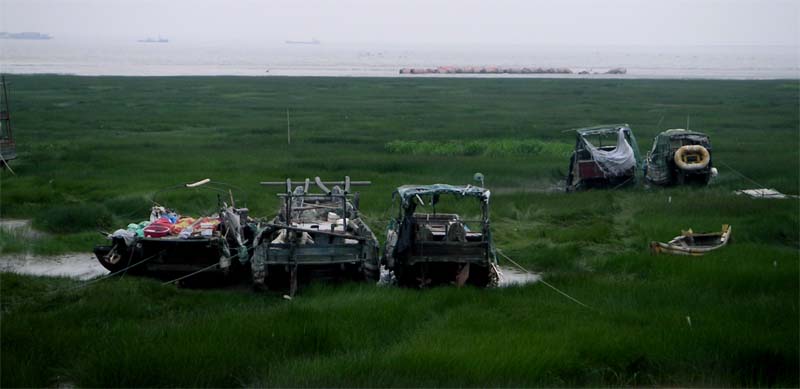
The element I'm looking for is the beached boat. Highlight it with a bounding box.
[382,184,498,287]
[251,177,380,295]
[650,224,731,255]
[566,124,641,191]
[645,129,715,186]
[93,179,252,281]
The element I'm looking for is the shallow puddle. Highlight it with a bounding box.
[0,219,45,239]
[0,219,106,280]
[378,265,540,287]
[0,253,108,280]
[496,265,541,287]
[0,219,30,230]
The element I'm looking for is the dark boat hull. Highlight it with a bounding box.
[93,236,245,279]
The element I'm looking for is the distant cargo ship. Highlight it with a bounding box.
[138,36,169,43]
[0,31,52,40]
[285,38,320,45]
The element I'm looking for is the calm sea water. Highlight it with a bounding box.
[1,40,797,79]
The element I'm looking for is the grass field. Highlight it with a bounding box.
[1,75,798,387]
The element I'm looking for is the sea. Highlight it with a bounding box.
[1,40,797,79]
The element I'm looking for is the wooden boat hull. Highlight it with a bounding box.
[650,224,731,256]
[93,236,239,276]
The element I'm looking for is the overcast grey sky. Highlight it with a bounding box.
[1,0,797,47]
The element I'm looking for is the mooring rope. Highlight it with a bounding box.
[716,160,768,189]
[611,175,635,190]
[161,261,222,285]
[3,251,162,309]
[496,249,595,311]
[62,252,159,291]
[0,151,15,175]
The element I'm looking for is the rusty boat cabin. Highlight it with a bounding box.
[251,177,380,295]
[383,184,497,288]
[566,124,641,191]
[93,179,252,283]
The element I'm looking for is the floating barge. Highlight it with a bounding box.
[398,66,626,75]
[400,66,573,75]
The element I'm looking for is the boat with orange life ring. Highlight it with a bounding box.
[644,129,715,186]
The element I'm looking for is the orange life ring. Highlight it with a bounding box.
[674,145,710,171]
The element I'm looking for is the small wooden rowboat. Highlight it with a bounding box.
[650,224,731,256]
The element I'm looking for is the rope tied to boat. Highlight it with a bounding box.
[161,261,223,285]
[496,248,596,311]
[3,251,162,309]
[716,160,768,189]
[0,151,15,175]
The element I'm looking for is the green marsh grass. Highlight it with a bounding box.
[0,75,797,386]
[385,139,572,157]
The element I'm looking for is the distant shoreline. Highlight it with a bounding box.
[1,42,795,80]
[1,73,798,81]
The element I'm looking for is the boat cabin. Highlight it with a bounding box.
[566,124,640,191]
[383,184,497,287]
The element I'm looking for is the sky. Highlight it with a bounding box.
[1,0,798,47]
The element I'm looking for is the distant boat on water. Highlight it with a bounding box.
[0,31,52,40]
[138,36,169,43]
[285,38,320,45]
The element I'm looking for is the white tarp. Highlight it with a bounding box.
[735,188,796,199]
[583,128,636,176]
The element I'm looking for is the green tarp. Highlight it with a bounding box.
[394,184,490,208]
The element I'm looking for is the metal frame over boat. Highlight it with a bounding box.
[251,177,380,295]
[650,224,732,255]
[566,124,641,191]
[382,184,498,288]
